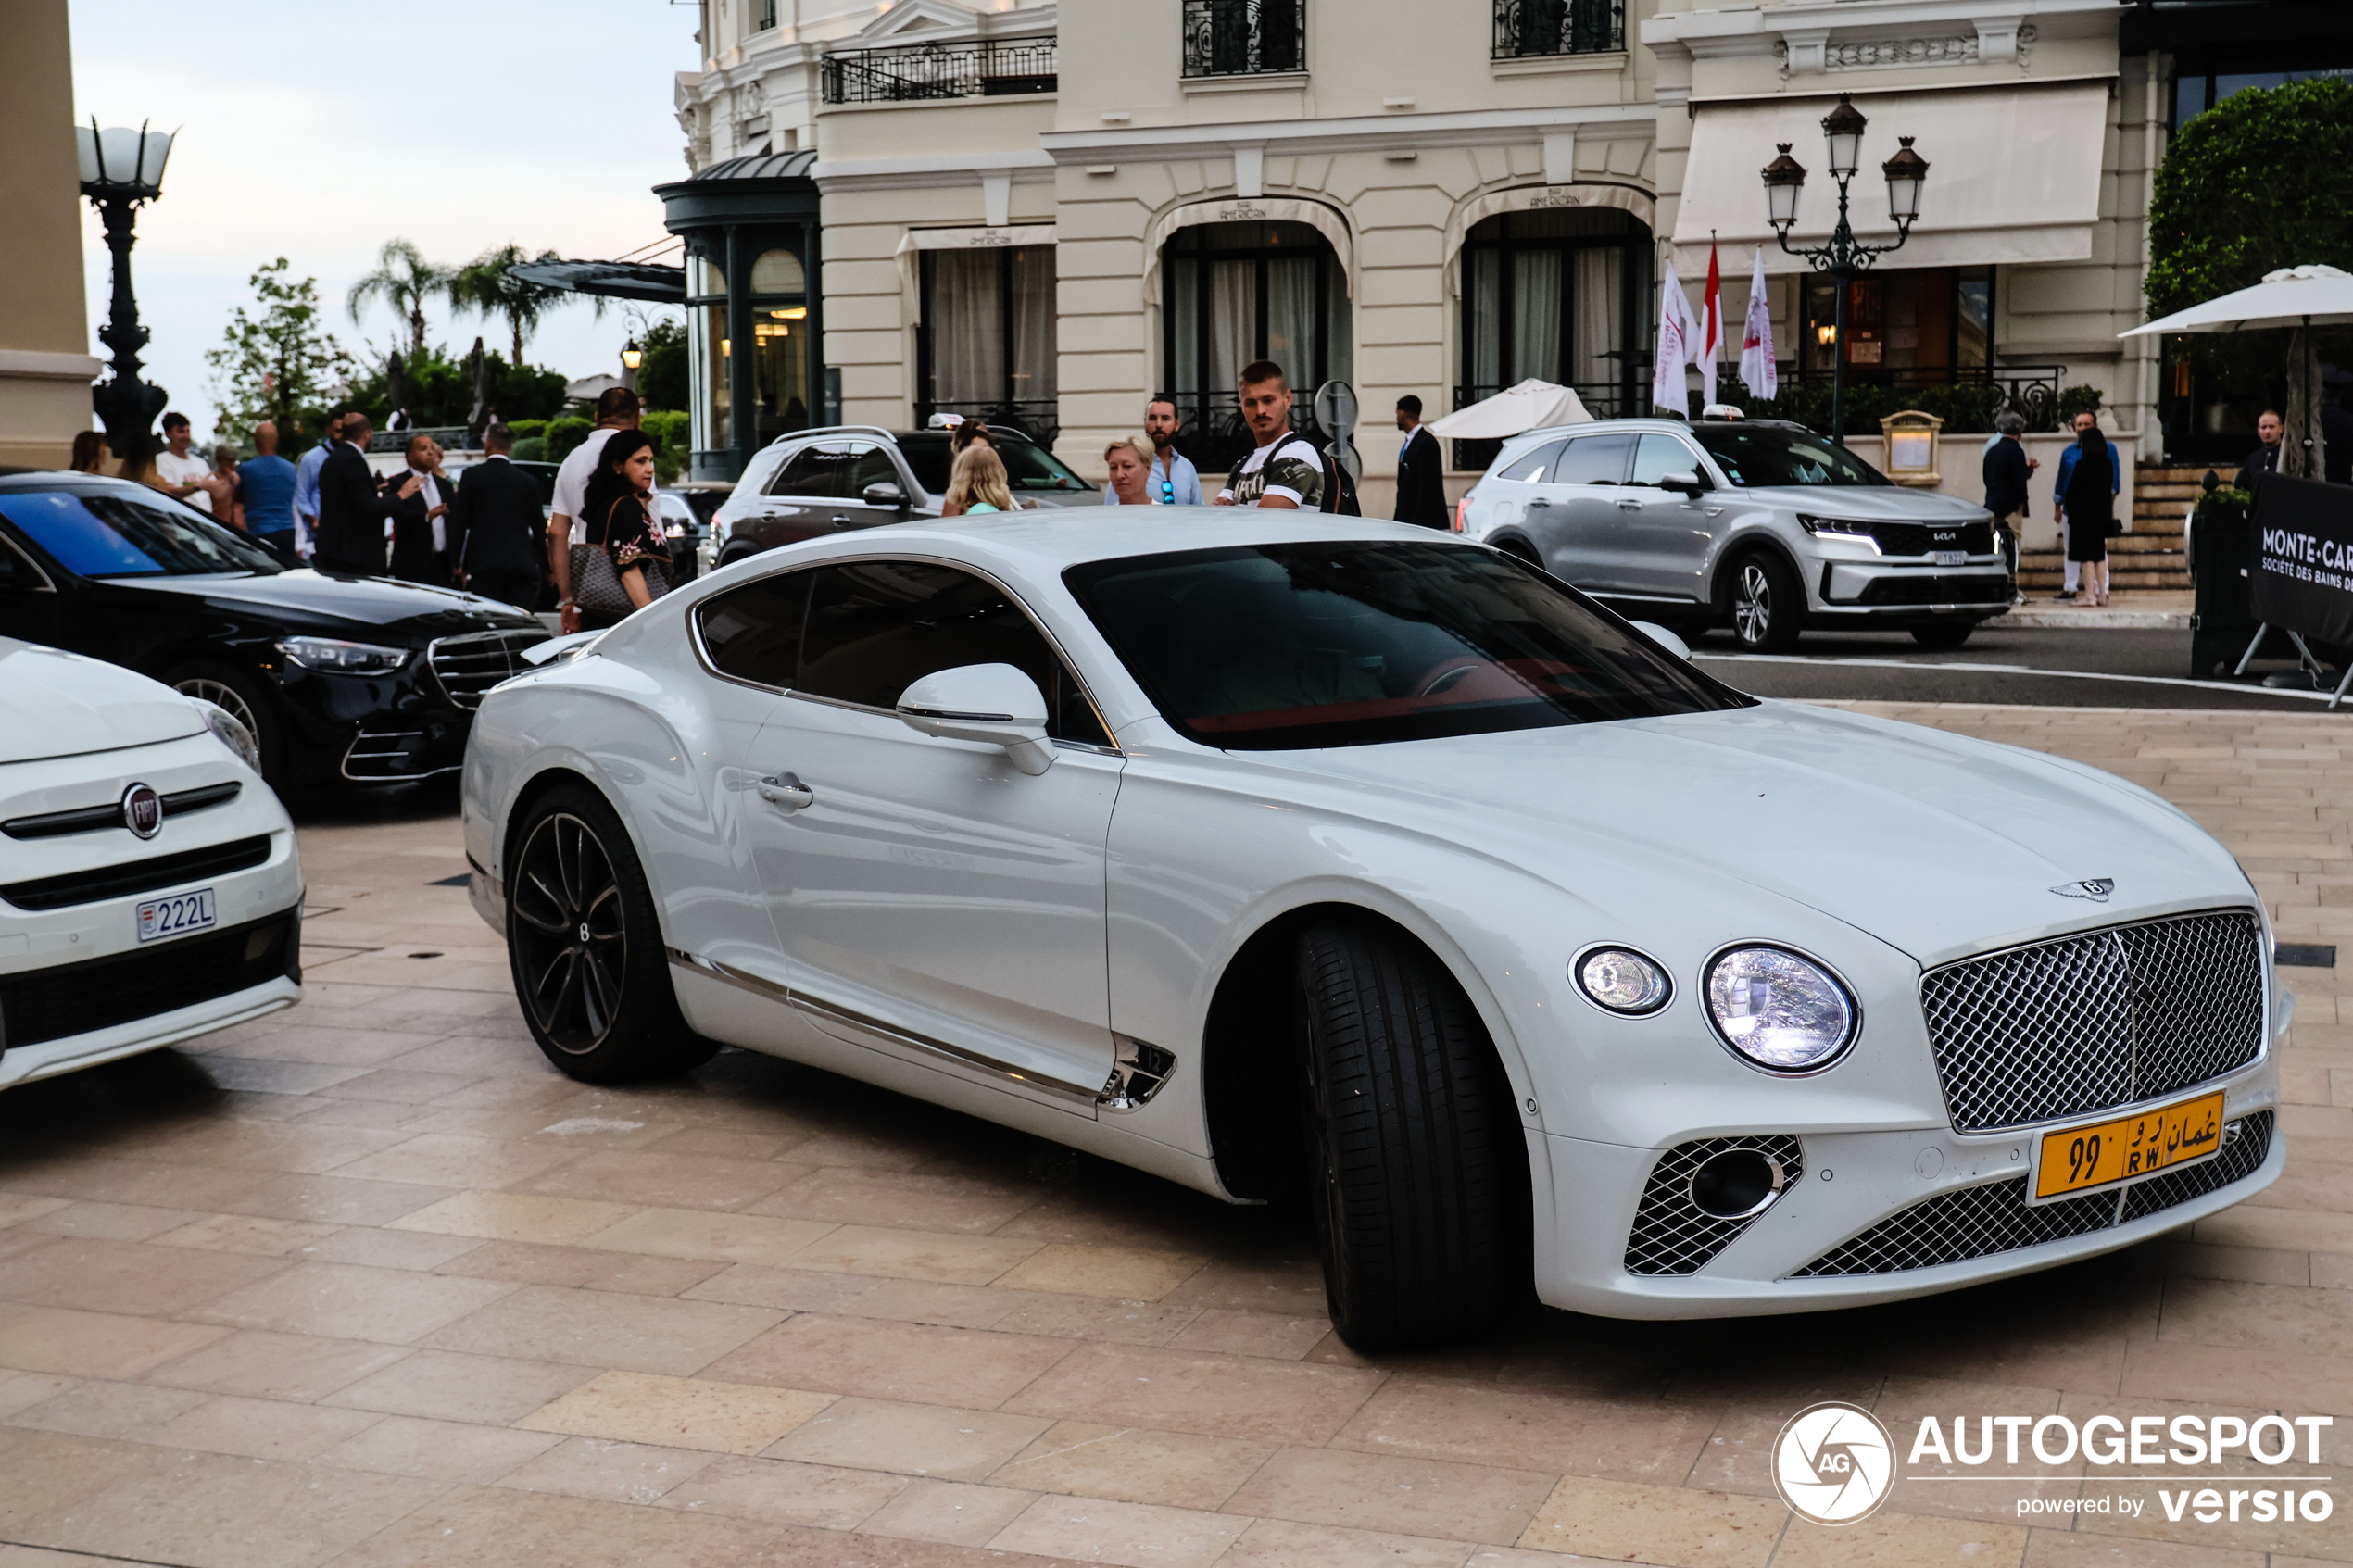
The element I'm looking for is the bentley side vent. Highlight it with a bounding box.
[1099,1037,1176,1113]
[1624,1135,1804,1275]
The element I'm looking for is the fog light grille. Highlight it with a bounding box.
[1624,1135,1803,1276]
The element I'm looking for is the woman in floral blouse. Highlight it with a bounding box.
[578,430,671,628]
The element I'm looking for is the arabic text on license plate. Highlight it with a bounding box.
[136,886,217,944]
[1932,550,1968,567]
[2032,1089,2227,1202]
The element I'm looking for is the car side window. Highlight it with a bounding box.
[0,531,49,591]
[1552,433,1634,486]
[797,559,1112,746]
[1494,439,1567,486]
[845,444,902,499]
[1629,434,1705,488]
[698,570,812,688]
[764,445,852,499]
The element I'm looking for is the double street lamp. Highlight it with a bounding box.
[1760,94,1929,445]
[77,120,176,458]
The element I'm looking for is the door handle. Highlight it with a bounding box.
[1617,498,1644,509]
[1526,497,1552,508]
[757,773,814,810]
[829,514,854,526]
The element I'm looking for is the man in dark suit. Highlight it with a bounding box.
[1392,395,1449,528]
[1981,411,2034,599]
[2242,408,2284,491]
[311,413,421,576]
[450,424,547,610]
[384,434,455,585]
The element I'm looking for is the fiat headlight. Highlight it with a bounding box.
[192,700,263,773]
[1705,947,1856,1072]
[276,636,409,674]
[1574,947,1671,1015]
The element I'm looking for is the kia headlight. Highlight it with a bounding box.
[1795,515,1880,551]
[1574,947,1672,1015]
[1705,947,1857,1072]
[193,700,263,773]
[276,636,409,674]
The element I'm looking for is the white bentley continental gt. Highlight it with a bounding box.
[461,511,2284,1348]
[0,639,302,1088]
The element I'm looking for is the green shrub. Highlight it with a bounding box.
[641,409,691,483]
[546,417,592,464]
[508,419,547,441]
[2057,385,2104,424]
[512,436,547,462]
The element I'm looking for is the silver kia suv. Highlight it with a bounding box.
[1457,417,2010,649]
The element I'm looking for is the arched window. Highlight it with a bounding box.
[1458,207,1650,454]
[1162,220,1352,472]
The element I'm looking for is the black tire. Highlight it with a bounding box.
[1727,551,1805,652]
[1293,919,1522,1349]
[1909,622,1975,649]
[162,661,284,784]
[507,784,719,1083]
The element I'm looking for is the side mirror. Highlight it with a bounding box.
[896,662,1054,774]
[1657,470,1708,496]
[862,481,908,508]
[1629,621,1692,661]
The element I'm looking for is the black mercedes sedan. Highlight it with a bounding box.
[0,473,547,788]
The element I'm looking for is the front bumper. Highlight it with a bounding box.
[1813,559,2012,618]
[1533,1050,2279,1319]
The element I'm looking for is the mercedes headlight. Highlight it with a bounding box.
[193,700,263,773]
[1574,947,1672,1015]
[664,522,686,538]
[276,636,409,674]
[1705,946,1857,1073]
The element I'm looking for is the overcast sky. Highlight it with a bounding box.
[68,0,701,440]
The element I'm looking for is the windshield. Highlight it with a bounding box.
[0,487,282,578]
[899,433,1092,496]
[1692,425,1891,488]
[1064,541,1750,750]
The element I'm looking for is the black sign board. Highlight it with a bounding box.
[2249,475,2353,648]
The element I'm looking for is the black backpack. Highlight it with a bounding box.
[1227,433,1360,515]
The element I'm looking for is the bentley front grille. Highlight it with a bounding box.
[1920,909,2264,1135]
[1792,1110,2272,1277]
[1624,1135,1804,1276]
[427,628,549,709]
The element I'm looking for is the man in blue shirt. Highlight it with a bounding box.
[2051,410,2119,601]
[1106,396,1204,506]
[292,410,349,561]
[235,421,299,556]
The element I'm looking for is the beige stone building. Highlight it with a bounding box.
[1,0,98,470]
[662,0,2326,515]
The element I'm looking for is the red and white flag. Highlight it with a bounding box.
[1738,247,1778,401]
[1699,241,1723,408]
[1652,261,1701,417]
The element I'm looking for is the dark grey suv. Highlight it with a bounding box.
[1460,417,2010,650]
[704,425,1095,571]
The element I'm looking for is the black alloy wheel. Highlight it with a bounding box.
[1293,918,1524,1349]
[507,785,717,1082]
[1730,552,1804,652]
[164,661,283,783]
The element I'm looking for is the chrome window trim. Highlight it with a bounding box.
[0,532,56,592]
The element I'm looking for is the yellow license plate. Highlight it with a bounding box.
[2032,1090,2227,1202]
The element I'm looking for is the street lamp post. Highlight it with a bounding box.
[78,121,176,458]
[1759,95,1928,446]
[620,342,643,395]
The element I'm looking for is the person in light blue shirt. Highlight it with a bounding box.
[1105,396,1204,506]
[234,421,299,552]
[2051,410,2119,600]
[292,411,348,560]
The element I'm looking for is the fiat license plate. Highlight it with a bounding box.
[1932,549,1968,567]
[136,887,216,944]
[2031,1089,2227,1203]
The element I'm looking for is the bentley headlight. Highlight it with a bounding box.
[276,636,409,674]
[194,700,263,773]
[1575,947,1671,1014]
[1705,947,1856,1072]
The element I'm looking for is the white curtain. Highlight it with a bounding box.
[1512,250,1564,384]
[1572,247,1623,392]
[929,249,1002,405]
[1265,257,1319,387]
[1208,259,1253,394]
[1010,247,1056,405]
[1167,257,1199,398]
[1468,250,1502,391]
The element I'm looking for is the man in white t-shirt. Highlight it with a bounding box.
[152,412,216,513]
[1213,361,1323,511]
[549,385,643,633]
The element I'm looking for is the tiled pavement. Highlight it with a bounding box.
[2,701,2352,1568]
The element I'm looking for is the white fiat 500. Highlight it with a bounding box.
[0,639,302,1089]
[462,511,2282,1348]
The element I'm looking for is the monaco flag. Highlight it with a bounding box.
[1700,242,1723,408]
[1652,260,1701,417]
[1739,247,1778,401]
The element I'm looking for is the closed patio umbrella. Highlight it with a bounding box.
[1425,380,1594,440]
[2121,264,2353,480]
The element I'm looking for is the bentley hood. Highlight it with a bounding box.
[1277,701,2247,968]
[0,638,206,763]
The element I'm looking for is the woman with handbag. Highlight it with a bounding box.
[571,430,672,630]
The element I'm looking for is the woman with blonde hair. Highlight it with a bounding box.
[941,442,1013,516]
[1103,434,1155,507]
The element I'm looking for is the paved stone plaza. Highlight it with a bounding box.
[0,701,2349,1568]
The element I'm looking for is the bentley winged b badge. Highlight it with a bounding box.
[2049,878,2115,902]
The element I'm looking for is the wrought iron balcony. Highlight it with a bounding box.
[821,37,1057,105]
[1182,0,1307,78]
[1492,0,1625,59]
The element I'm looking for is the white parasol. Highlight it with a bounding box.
[1424,380,1593,440]
[2120,264,2353,481]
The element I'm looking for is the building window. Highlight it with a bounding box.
[688,241,814,456]
[1492,0,1624,59]
[822,37,1058,104]
[1181,0,1305,78]
[756,0,777,30]
[1456,207,1648,466]
[1797,267,1992,379]
[2172,65,2351,129]
[918,246,1059,446]
[1162,220,1351,472]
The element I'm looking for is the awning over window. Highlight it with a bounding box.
[507,258,686,304]
[1670,83,2109,276]
[896,226,1058,252]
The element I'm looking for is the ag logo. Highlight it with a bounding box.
[1772,1401,1894,1525]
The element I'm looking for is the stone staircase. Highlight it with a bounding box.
[2016,462,2212,592]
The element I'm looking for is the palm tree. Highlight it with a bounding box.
[346,238,450,361]
[448,244,597,368]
